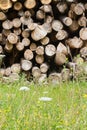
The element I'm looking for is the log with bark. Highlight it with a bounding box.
[0,0,86,82]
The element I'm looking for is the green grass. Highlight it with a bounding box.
[0,79,87,130]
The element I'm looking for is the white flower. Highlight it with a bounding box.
[43,91,48,94]
[39,97,52,101]
[19,86,30,91]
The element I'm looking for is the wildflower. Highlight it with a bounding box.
[39,97,52,101]
[19,86,30,91]
[83,94,87,98]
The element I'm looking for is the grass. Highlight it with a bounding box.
[0,79,87,130]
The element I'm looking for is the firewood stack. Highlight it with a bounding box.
[0,0,87,83]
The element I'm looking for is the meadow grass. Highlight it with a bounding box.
[0,79,87,130]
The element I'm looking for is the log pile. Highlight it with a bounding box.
[0,0,87,83]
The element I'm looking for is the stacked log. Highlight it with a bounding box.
[0,0,87,82]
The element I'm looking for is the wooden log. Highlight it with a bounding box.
[36,46,44,55]
[24,11,31,18]
[11,0,18,2]
[27,22,37,31]
[56,30,68,40]
[79,28,87,40]
[20,16,33,26]
[5,67,11,76]
[24,0,36,9]
[52,20,63,31]
[0,45,3,54]
[68,10,76,19]
[24,49,34,60]
[12,18,21,28]
[2,20,13,30]
[2,29,11,37]
[45,44,56,57]
[22,38,30,47]
[43,23,52,33]
[18,10,24,17]
[0,12,7,21]
[38,74,47,83]
[13,28,21,36]
[57,42,68,55]
[0,69,5,76]
[41,4,53,14]
[74,3,85,15]
[40,0,52,4]
[35,55,44,65]
[0,34,2,42]
[5,41,13,52]
[69,20,79,32]
[85,3,87,10]
[31,25,47,41]
[66,37,83,49]
[7,33,18,44]
[57,2,68,13]
[21,59,32,71]
[11,63,21,73]
[14,2,22,11]
[22,29,30,38]
[78,16,87,27]
[16,42,24,51]
[80,47,87,60]
[62,17,72,26]
[0,0,12,10]
[55,52,66,65]
[45,15,53,24]
[36,10,45,20]
[30,43,37,51]
[32,66,41,78]
[61,68,70,81]
[40,63,49,73]
[9,73,20,81]
[48,72,62,84]
[40,36,50,45]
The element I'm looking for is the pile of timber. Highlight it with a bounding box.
[0,0,87,83]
